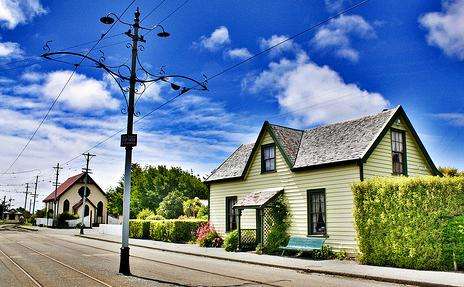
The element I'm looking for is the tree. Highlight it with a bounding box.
[156,190,186,219]
[183,197,203,218]
[439,166,464,177]
[107,164,208,217]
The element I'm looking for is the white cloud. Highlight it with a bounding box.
[226,47,252,59]
[259,35,299,57]
[17,70,120,111]
[0,0,46,29]
[312,15,375,62]
[198,26,230,51]
[434,113,464,126]
[0,41,23,58]
[246,51,389,126]
[21,71,43,82]
[419,0,464,60]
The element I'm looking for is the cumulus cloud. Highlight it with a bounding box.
[419,0,464,60]
[226,47,252,59]
[0,41,23,58]
[259,35,299,57]
[246,51,389,125]
[16,70,120,111]
[198,26,230,51]
[312,15,375,62]
[0,0,46,29]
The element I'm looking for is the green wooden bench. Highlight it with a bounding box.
[280,236,326,255]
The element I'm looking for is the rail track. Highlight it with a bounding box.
[0,234,113,287]
[0,230,288,287]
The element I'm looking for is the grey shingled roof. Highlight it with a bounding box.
[293,108,397,169]
[269,124,303,166]
[234,187,283,209]
[205,107,398,183]
[205,143,254,182]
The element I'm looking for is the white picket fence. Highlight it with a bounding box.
[98,224,122,236]
[35,218,53,226]
[35,216,90,227]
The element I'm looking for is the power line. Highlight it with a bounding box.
[1,0,138,175]
[3,0,369,176]
[142,0,192,37]
[141,0,167,22]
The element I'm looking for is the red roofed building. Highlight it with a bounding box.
[43,173,108,226]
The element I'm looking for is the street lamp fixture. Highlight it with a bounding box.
[41,7,207,276]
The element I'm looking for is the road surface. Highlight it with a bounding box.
[0,225,412,287]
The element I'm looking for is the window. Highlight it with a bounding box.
[308,189,326,235]
[391,129,406,175]
[225,196,237,232]
[84,205,90,217]
[261,144,276,173]
[63,199,70,213]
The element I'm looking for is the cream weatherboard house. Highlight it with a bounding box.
[205,106,440,253]
[43,173,108,226]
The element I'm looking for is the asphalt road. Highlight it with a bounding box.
[0,226,412,287]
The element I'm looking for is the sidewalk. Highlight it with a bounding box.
[78,230,463,287]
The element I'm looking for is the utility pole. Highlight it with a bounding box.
[80,152,95,235]
[23,183,29,210]
[41,7,207,276]
[32,175,39,214]
[29,199,32,212]
[52,163,62,227]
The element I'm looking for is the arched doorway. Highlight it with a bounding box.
[97,201,103,224]
[63,199,70,213]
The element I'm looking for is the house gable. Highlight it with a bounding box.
[362,107,439,177]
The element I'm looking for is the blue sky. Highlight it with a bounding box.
[0,0,463,207]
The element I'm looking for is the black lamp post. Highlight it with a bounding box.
[41,7,207,275]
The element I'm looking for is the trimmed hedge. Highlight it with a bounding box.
[353,176,464,270]
[129,219,206,243]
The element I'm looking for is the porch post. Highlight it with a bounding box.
[237,209,242,251]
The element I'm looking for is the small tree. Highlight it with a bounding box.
[183,197,203,218]
[156,190,186,219]
[137,208,155,220]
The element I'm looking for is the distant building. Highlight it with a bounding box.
[2,209,23,223]
[43,173,108,226]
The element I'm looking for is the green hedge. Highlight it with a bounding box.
[129,219,206,243]
[353,176,464,270]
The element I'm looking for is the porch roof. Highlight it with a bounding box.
[233,187,283,209]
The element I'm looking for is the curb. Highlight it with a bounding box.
[76,235,458,287]
[16,225,39,232]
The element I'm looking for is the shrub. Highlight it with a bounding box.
[223,230,239,252]
[129,220,151,239]
[353,176,464,270]
[146,214,164,221]
[156,190,186,219]
[137,208,156,220]
[183,197,203,218]
[57,212,79,228]
[129,219,207,243]
[197,205,208,220]
[196,222,222,247]
[444,215,464,270]
[312,245,334,260]
[260,195,291,254]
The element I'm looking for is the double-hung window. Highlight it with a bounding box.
[225,196,237,232]
[308,189,326,235]
[261,144,276,173]
[391,129,406,175]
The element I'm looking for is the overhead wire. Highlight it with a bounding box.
[0,0,138,175]
[2,0,370,180]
